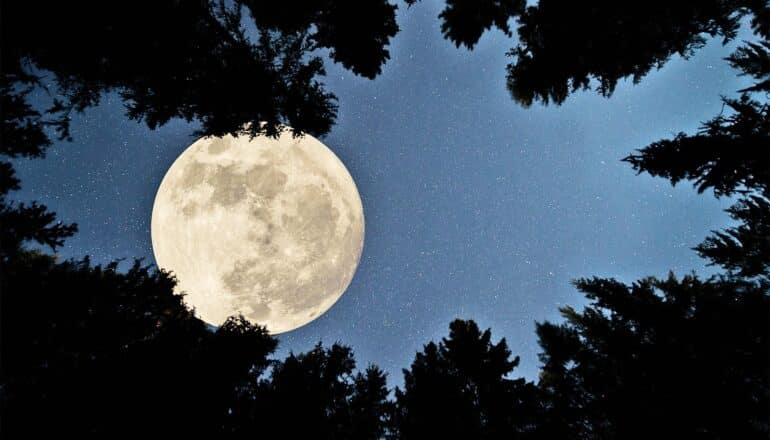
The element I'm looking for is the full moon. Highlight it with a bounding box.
[151,129,364,334]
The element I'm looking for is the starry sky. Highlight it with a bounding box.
[13,2,754,381]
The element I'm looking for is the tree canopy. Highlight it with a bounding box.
[1,0,399,156]
[535,274,768,439]
[394,320,539,439]
[2,1,768,437]
[420,0,769,106]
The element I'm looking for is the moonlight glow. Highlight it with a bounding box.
[151,130,364,334]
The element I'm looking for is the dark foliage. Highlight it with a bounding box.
[624,95,770,198]
[533,78,770,437]
[1,251,277,436]
[0,82,51,159]
[727,40,770,92]
[241,344,391,439]
[0,246,392,437]
[622,32,770,285]
[1,0,399,152]
[394,320,540,440]
[438,0,525,49]
[310,0,399,79]
[428,0,768,106]
[694,195,770,280]
[507,1,762,106]
[0,133,76,264]
[0,200,77,261]
[2,1,768,437]
[0,2,398,436]
[536,275,769,440]
[423,4,769,437]
[406,0,524,49]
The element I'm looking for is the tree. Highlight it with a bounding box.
[623,93,770,283]
[623,35,770,283]
[394,319,540,440]
[1,3,398,435]
[1,251,279,436]
[535,275,769,440]
[242,343,391,439]
[349,365,393,440]
[624,95,769,199]
[432,0,524,50]
[507,0,767,106]
[532,13,770,435]
[4,2,769,436]
[694,195,770,280]
[422,0,768,106]
[727,40,770,93]
[1,0,399,154]
[1,102,276,433]
[0,175,77,262]
[0,82,77,263]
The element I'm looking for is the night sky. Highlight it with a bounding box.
[13,3,754,381]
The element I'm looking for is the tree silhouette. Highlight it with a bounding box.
[1,249,279,436]
[0,82,51,159]
[622,29,770,284]
[1,3,399,435]
[531,15,770,435]
[394,319,540,440]
[0,112,76,269]
[694,195,770,280]
[238,343,391,439]
[1,0,399,153]
[624,100,770,280]
[2,94,279,434]
[536,274,769,440]
[421,0,768,106]
[0,187,77,262]
[0,79,77,263]
[392,3,768,436]
[435,0,525,50]
[3,1,769,437]
[727,40,770,93]
[624,95,769,198]
[506,1,767,106]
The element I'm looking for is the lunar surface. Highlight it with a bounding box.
[151,129,364,334]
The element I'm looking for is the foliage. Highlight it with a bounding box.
[0,0,399,154]
[727,40,770,93]
[506,0,763,106]
[394,320,540,440]
[435,0,525,49]
[624,95,769,198]
[0,247,394,437]
[1,251,277,435]
[694,195,770,280]
[2,1,769,437]
[425,0,769,106]
[242,344,391,439]
[536,275,769,439]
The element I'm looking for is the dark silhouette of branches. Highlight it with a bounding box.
[238,343,391,439]
[728,40,770,92]
[535,275,769,439]
[1,251,277,436]
[623,95,770,198]
[506,1,761,106]
[695,195,770,280]
[2,1,768,437]
[1,0,399,153]
[394,320,540,440]
[421,0,768,106]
